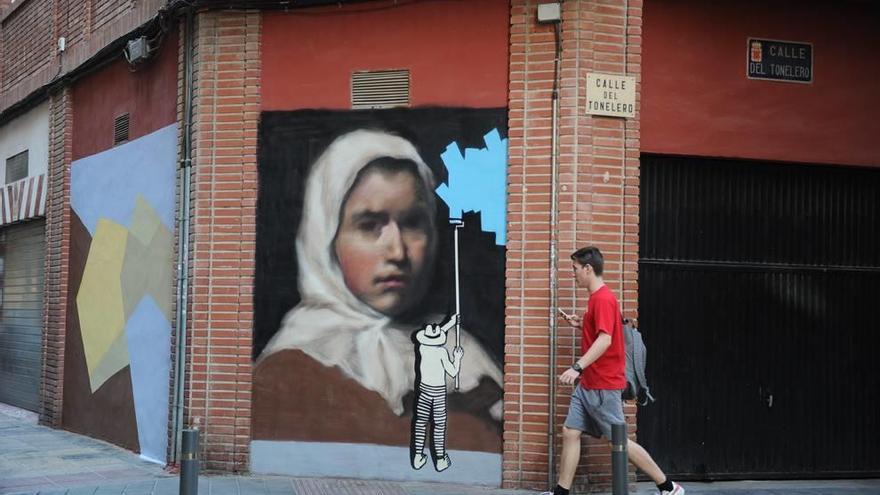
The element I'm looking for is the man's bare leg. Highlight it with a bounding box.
[557,426,583,489]
[627,438,667,485]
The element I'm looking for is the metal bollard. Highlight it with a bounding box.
[611,423,628,495]
[180,428,200,495]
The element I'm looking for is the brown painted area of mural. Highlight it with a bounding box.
[252,349,501,453]
[71,30,179,161]
[61,211,139,452]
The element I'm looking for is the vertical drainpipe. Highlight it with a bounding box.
[547,14,562,489]
[171,7,195,464]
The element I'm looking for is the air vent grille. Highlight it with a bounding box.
[114,113,130,146]
[351,69,410,109]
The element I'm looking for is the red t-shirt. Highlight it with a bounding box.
[580,285,626,390]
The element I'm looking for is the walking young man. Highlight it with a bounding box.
[542,246,683,495]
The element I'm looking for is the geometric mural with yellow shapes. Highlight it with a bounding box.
[77,197,173,393]
[68,124,177,464]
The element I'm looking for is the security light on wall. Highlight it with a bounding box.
[124,36,150,65]
[537,3,561,23]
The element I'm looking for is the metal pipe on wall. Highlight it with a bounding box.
[547,16,563,489]
[171,7,195,464]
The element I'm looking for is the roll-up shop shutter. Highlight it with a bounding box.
[0,219,45,412]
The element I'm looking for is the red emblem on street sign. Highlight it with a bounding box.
[750,40,763,62]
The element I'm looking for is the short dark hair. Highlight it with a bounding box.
[570,246,604,276]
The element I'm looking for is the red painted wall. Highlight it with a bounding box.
[642,1,880,167]
[262,1,509,110]
[72,30,178,161]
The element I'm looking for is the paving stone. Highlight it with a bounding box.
[45,476,103,486]
[0,476,54,490]
[92,483,128,495]
[263,478,295,495]
[5,407,880,495]
[119,481,157,495]
[151,478,179,495]
[236,478,269,495]
[208,478,240,495]
[64,487,100,495]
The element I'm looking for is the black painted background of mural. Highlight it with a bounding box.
[254,108,507,362]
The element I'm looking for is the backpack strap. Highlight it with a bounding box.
[632,330,656,406]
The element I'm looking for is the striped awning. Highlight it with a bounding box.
[0,173,46,226]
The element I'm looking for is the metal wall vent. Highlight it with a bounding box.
[351,69,410,109]
[113,113,130,146]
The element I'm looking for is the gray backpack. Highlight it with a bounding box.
[622,319,656,406]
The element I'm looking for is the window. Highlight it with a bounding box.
[5,150,28,184]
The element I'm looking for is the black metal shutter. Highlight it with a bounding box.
[638,155,880,479]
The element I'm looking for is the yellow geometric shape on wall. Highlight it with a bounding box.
[128,196,162,247]
[76,218,130,393]
[122,197,174,321]
[88,333,130,393]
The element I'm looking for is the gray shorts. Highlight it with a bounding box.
[563,384,625,439]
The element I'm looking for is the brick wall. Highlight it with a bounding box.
[504,1,642,491]
[40,87,72,427]
[1,0,54,93]
[1,0,167,439]
[18,0,648,484]
[186,9,260,472]
[55,0,87,50]
[0,0,166,116]
[92,0,131,33]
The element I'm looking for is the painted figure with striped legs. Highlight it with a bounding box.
[411,314,464,472]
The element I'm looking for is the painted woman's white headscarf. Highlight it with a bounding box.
[259,129,502,417]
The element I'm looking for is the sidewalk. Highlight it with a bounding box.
[2,405,878,495]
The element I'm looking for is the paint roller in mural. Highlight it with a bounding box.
[252,108,508,484]
[410,127,508,472]
[68,125,176,463]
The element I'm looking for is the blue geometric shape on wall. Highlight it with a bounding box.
[435,129,508,245]
[125,296,172,464]
[71,124,177,236]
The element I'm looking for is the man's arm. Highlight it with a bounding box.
[576,332,612,369]
[560,332,611,385]
[441,347,463,376]
[440,314,459,333]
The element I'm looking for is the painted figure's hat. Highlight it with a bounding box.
[416,323,447,345]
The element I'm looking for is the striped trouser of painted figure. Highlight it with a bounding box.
[411,383,451,471]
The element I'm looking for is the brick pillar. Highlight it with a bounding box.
[504,1,642,491]
[41,87,73,428]
[186,10,260,472]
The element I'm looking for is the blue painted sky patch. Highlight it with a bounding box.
[435,129,508,245]
[70,124,177,236]
[125,296,171,464]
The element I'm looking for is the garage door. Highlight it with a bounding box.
[0,219,45,412]
[637,155,880,479]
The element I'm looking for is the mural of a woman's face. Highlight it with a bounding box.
[334,165,435,316]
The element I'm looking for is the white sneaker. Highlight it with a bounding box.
[411,452,427,470]
[661,482,685,495]
[435,454,451,471]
